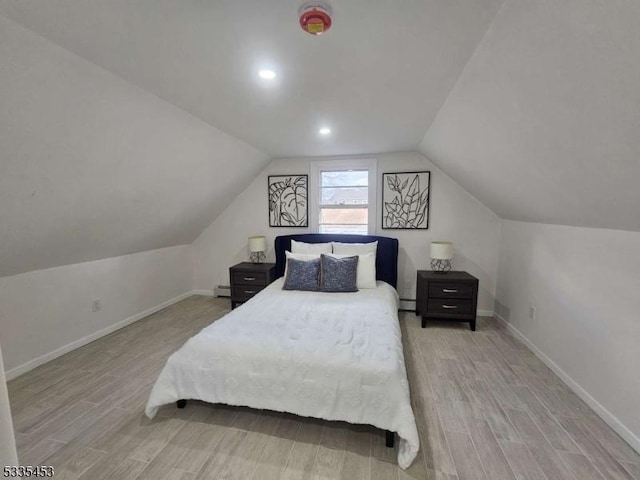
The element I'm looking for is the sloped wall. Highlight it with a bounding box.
[496,221,640,450]
[420,0,640,231]
[192,152,501,312]
[0,15,268,278]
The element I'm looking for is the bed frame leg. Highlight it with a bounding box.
[177,399,187,409]
[385,430,394,448]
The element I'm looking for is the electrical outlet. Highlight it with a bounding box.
[92,300,102,312]
[529,305,536,320]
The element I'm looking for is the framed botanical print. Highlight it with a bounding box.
[268,175,308,227]
[382,171,430,229]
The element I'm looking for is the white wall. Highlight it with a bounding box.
[193,152,501,312]
[420,0,640,232]
[0,245,193,378]
[0,345,18,465]
[496,220,640,449]
[0,14,268,278]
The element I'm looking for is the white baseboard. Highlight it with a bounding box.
[191,289,214,297]
[495,313,640,454]
[6,291,194,381]
[478,309,494,317]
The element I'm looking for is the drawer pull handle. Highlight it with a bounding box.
[443,289,458,293]
[442,305,458,309]
[243,277,256,281]
[245,290,256,294]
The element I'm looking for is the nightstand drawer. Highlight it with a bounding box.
[232,284,267,301]
[428,282,473,299]
[232,271,268,286]
[229,262,276,309]
[427,298,473,316]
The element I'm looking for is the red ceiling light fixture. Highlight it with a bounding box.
[299,2,332,35]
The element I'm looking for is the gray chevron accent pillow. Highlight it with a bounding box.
[320,254,359,293]
[283,257,321,291]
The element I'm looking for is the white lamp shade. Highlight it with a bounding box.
[431,241,453,260]
[248,236,267,253]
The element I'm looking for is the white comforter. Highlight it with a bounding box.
[145,279,419,469]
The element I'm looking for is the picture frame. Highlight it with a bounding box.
[268,174,308,227]
[382,171,431,229]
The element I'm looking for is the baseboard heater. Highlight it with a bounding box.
[399,298,416,313]
[214,285,231,298]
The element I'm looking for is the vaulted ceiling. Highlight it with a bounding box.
[0,0,503,157]
[1,0,639,276]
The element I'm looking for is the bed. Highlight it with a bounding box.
[145,234,419,469]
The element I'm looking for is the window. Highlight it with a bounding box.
[310,159,377,234]
[319,170,368,234]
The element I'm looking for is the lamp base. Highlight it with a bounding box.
[250,251,265,264]
[431,258,451,273]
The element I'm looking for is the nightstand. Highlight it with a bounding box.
[416,271,479,331]
[229,262,277,309]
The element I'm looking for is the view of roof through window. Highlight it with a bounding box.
[319,170,369,234]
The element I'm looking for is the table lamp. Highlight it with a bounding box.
[248,236,267,264]
[430,241,453,273]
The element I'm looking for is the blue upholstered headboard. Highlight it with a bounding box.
[274,234,399,289]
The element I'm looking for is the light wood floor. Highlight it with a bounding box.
[8,296,640,480]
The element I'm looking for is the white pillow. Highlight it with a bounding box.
[291,240,333,254]
[328,252,377,289]
[332,241,378,256]
[284,251,320,277]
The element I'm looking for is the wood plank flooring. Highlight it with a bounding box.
[7,296,640,479]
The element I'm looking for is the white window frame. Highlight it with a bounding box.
[309,158,377,234]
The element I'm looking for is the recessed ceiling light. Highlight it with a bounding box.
[319,127,331,135]
[259,70,276,80]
